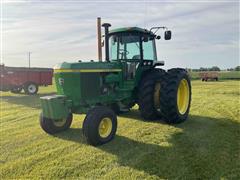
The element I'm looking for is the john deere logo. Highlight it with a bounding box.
[58,78,64,86]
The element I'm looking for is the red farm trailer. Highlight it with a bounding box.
[0,65,53,94]
[199,71,219,81]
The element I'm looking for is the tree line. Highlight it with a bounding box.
[189,66,240,72]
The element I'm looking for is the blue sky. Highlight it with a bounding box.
[1,0,239,69]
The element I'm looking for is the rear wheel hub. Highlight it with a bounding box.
[177,79,190,115]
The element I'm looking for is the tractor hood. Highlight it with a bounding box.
[53,61,121,73]
[53,61,123,106]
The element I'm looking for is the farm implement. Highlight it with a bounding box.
[0,65,53,95]
[40,19,192,146]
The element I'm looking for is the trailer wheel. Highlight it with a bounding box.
[11,86,22,93]
[40,112,72,134]
[24,82,38,95]
[82,106,117,146]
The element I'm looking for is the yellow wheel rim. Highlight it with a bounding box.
[53,119,67,127]
[154,82,161,111]
[98,117,112,138]
[177,79,190,115]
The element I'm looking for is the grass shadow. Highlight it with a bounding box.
[54,114,240,178]
[119,108,143,121]
[53,128,86,144]
[119,108,167,125]
[0,93,56,109]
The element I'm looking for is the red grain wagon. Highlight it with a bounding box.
[199,71,219,81]
[0,65,53,94]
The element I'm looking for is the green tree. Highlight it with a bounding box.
[199,67,208,71]
[235,66,240,71]
[210,66,221,71]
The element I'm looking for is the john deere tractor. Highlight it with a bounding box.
[40,22,191,146]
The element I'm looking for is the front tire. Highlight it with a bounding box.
[40,113,72,134]
[160,68,191,123]
[82,106,117,146]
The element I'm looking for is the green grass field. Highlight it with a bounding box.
[0,80,240,179]
[190,71,240,80]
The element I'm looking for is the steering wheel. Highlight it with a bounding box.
[119,49,129,59]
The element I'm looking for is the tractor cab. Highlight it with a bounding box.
[108,27,157,80]
[104,26,171,81]
[108,27,157,62]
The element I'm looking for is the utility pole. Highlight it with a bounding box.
[28,52,31,68]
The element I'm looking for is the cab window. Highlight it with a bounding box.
[109,33,157,61]
[142,36,157,60]
[109,34,140,61]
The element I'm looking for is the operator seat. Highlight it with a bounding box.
[125,55,140,80]
[132,55,140,60]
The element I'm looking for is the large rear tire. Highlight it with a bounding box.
[160,68,191,123]
[82,106,117,146]
[138,69,166,120]
[40,113,72,134]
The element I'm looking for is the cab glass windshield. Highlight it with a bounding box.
[109,33,157,61]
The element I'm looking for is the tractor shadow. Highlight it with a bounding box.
[0,92,56,109]
[119,108,143,121]
[119,108,166,124]
[54,128,86,144]
[55,114,240,179]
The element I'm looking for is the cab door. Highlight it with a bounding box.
[118,34,141,90]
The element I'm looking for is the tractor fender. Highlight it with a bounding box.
[137,68,164,89]
[135,68,166,103]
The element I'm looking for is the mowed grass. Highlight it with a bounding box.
[0,80,240,179]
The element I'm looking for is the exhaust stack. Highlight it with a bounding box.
[102,23,111,62]
[97,17,102,62]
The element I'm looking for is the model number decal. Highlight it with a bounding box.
[58,78,64,86]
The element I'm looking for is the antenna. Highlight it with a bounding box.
[143,0,148,29]
[28,52,31,68]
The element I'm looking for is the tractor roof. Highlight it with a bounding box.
[109,27,154,35]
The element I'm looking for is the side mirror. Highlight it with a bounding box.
[164,30,171,40]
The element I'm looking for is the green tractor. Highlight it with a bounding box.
[40,22,191,146]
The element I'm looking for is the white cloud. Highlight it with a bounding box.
[2,1,239,69]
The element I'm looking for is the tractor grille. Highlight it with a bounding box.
[80,73,100,99]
